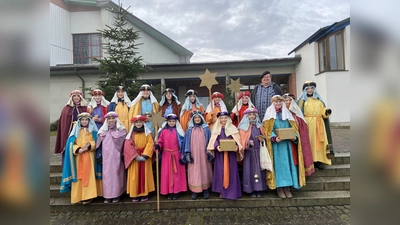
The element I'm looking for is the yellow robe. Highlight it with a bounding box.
[71,129,103,204]
[301,98,331,165]
[205,106,221,131]
[128,99,160,131]
[115,102,130,131]
[126,132,155,197]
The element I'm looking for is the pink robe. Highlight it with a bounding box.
[158,127,187,194]
[96,126,127,198]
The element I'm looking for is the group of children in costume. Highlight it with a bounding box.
[56,80,333,204]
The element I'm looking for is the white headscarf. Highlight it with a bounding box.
[98,112,126,134]
[161,115,185,137]
[110,91,133,107]
[69,113,98,138]
[287,96,306,123]
[205,99,227,113]
[131,90,158,107]
[125,120,152,139]
[211,114,238,137]
[263,100,295,122]
[88,95,110,109]
[231,96,255,113]
[66,92,87,107]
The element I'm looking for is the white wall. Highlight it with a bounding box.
[50,73,102,122]
[50,3,72,66]
[294,25,350,124]
[70,11,103,34]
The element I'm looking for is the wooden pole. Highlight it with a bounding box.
[154,126,160,212]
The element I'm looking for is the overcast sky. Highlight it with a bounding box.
[118,0,350,62]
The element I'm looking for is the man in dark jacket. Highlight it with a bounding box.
[250,71,283,120]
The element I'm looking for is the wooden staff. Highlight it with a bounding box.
[149,110,163,212]
[154,126,160,212]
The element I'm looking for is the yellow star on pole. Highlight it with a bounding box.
[227,78,243,94]
[148,110,164,129]
[198,69,218,90]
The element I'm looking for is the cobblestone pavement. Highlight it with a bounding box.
[50,205,350,225]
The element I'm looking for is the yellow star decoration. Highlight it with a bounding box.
[199,69,218,89]
[227,78,243,94]
[148,110,164,129]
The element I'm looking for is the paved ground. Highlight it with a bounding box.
[50,205,350,225]
[49,127,350,224]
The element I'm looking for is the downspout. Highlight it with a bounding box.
[75,67,85,98]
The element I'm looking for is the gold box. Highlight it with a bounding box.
[275,128,295,140]
[220,139,237,151]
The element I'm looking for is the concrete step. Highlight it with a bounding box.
[312,164,350,177]
[50,176,350,198]
[50,162,62,173]
[50,190,350,212]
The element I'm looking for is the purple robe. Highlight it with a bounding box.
[242,125,267,193]
[97,125,127,198]
[212,128,242,200]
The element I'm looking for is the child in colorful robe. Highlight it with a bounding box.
[96,112,127,203]
[297,81,333,170]
[238,108,267,197]
[263,95,306,199]
[60,112,102,204]
[180,89,205,132]
[87,89,110,130]
[155,114,187,200]
[230,91,255,127]
[124,115,155,202]
[205,92,227,131]
[129,84,160,135]
[283,93,315,176]
[108,86,132,131]
[54,90,87,154]
[181,110,212,200]
[207,111,243,200]
[159,88,181,118]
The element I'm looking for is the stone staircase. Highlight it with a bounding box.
[50,152,350,212]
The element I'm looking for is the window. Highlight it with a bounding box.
[73,34,102,64]
[318,30,345,72]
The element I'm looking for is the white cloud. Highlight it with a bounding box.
[120,0,350,62]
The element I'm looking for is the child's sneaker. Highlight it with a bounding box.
[131,197,140,202]
[104,198,111,204]
[112,197,120,203]
[141,196,148,202]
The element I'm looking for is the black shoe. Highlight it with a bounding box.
[203,190,210,199]
[314,162,325,170]
[191,193,198,200]
[173,193,179,200]
[256,191,263,198]
[167,194,173,200]
[250,192,257,198]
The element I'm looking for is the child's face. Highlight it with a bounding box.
[117,90,124,99]
[108,116,116,125]
[248,113,256,120]
[284,98,291,106]
[193,115,202,124]
[134,120,144,128]
[167,119,176,127]
[273,100,283,109]
[189,95,196,102]
[142,90,150,98]
[72,95,81,103]
[213,97,221,103]
[94,94,102,102]
[80,118,89,126]
[241,96,249,104]
[306,87,314,95]
[165,92,172,100]
[219,115,228,125]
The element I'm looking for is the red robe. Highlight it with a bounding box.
[54,105,87,154]
[230,104,249,127]
[160,101,181,118]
